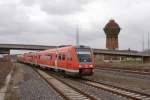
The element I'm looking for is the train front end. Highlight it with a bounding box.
[75,46,94,76]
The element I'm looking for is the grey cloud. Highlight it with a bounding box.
[21,0,90,15]
[0,0,150,51]
[0,3,32,35]
[40,0,88,15]
[21,0,37,6]
[0,1,62,35]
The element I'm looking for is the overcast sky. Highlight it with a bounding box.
[0,0,150,51]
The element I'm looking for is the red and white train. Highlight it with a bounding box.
[18,45,94,76]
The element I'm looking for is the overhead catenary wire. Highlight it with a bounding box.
[142,34,144,51]
[76,25,79,46]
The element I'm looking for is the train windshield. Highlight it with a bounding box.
[76,49,92,63]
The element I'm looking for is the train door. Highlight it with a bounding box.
[51,53,55,66]
[61,53,66,69]
[66,51,73,69]
[47,54,51,67]
[57,53,65,69]
[57,53,61,68]
[55,49,58,70]
[34,54,37,65]
[37,54,40,65]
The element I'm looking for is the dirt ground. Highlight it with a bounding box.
[4,63,23,100]
[0,61,12,89]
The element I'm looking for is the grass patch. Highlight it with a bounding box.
[95,62,150,70]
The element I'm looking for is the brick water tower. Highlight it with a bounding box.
[103,19,121,50]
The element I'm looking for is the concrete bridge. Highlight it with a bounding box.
[0,44,56,51]
[0,44,150,63]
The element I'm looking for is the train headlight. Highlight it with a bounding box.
[89,65,93,67]
[79,65,82,68]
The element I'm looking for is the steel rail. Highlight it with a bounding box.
[81,78,150,100]
[33,68,96,100]
[96,67,150,76]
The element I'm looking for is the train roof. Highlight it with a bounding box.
[23,45,91,55]
[74,45,90,49]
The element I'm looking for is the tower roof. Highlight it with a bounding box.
[104,19,120,29]
[103,19,121,35]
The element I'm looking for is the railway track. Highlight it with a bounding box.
[81,78,150,100]
[32,66,150,100]
[44,70,150,100]
[33,68,96,100]
[96,67,150,76]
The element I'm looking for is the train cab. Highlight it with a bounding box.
[75,46,94,76]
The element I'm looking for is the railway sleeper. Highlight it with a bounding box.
[37,69,92,100]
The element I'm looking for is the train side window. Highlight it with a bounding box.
[56,54,57,58]
[49,54,51,60]
[48,55,51,60]
[58,54,61,60]
[62,54,65,60]
[51,54,54,60]
[50,55,52,60]
[67,52,72,61]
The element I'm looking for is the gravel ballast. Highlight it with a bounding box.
[19,63,63,100]
[87,69,150,95]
